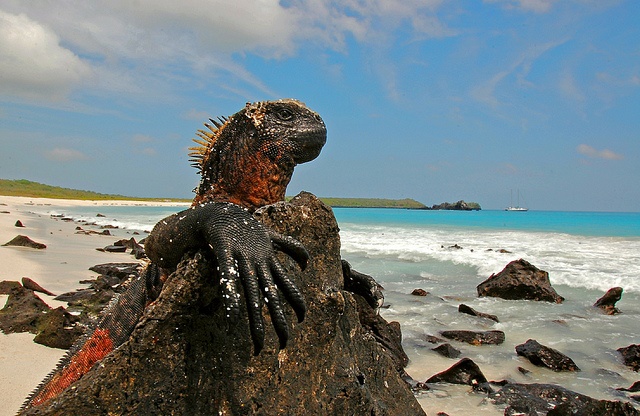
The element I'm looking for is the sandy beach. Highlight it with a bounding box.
[0,196,187,415]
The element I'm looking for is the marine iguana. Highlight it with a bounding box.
[20,99,327,411]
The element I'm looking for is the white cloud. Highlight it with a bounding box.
[45,148,89,162]
[471,39,568,107]
[485,0,557,13]
[0,1,454,103]
[577,144,623,160]
[0,10,92,101]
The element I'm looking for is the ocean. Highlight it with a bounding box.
[44,204,640,414]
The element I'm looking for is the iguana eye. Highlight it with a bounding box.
[276,109,294,121]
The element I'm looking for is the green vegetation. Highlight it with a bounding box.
[1,179,428,208]
[465,202,481,210]
[0,179,189,202]
[314,197,427,209]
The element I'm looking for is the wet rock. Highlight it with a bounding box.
[515,339,580,372]
[412,288,429,296]
[425,358,491,393]
[488,383,639,415]
[440,330,505,346]
[594,287,623,315]
[517,366,531,375]
[458,303,499,323]
[15,220,25,227]
[477,259,564,303]
[431,343,461,358]
[424,334,446,344]
[21,277,56,296]
[617,381,640,392]
[23,192,425,415]
[2,235,47,249]
[618,344,640,371]
[96,213,106,217]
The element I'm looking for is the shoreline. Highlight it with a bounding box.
[0,196,172,415]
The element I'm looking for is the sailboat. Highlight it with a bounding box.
[505,190,528,211]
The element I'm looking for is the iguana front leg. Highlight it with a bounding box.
[144,202,307,353]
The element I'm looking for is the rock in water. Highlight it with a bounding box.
[488,383,639,415]
[425,358,491,392]
[594,287,623,315]
[515,339,580,372]
[440,330,505,346]
[618,344,640,372]
[21,192,425,415]
[458,303,499,322]
[2,235,46,249]
[476,259,564,303]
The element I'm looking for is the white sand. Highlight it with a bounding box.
[0,196,178,415]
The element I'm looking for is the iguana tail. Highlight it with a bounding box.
[20,263,163,412]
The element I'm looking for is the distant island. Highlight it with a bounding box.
[0,179,480,210]
[422,200,481,211]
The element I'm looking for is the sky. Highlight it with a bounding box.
[1,1,639,212]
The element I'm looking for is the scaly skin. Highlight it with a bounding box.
[20,99,326,412]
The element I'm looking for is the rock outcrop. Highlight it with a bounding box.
[440,330,505,346]
[477,259,564,303]
[618,344,640,372]
[426,200,481,211]
[594,287,623,315]
[488,383,639,415]
[21,192,425,415]
[458,304,499,322]
[515,339,580,372]
[425,358,491,393]
[2,235,47,249]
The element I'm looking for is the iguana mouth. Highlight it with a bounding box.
[292,128,326,164]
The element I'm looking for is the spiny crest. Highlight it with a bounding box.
[188,116,229,173]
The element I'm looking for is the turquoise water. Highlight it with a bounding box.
[334,208,640,237]
[38,203,640,413]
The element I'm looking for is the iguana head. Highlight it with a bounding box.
[189,99,326,210]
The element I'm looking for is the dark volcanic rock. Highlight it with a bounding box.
[594,287,623,315]
[0,280,22,294]
[2,235,47,249]
[428,200,480,211]
[15,220,25,227]
[33,306,83,349]
[88,263,141,280]
[425,358,491,392]
[618,344,640,371]
[21,277,56,296]
[617,381,640,392]
[458,303,499,322]
[477,259,564,303]
[515,339,580,372]
[22,192,425,415]
[0,285,50,333]
[98,245,127,253]
[440,330,505,346]
[489,383,639,415]
[431,343,461,358]
[411,288,429,296]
